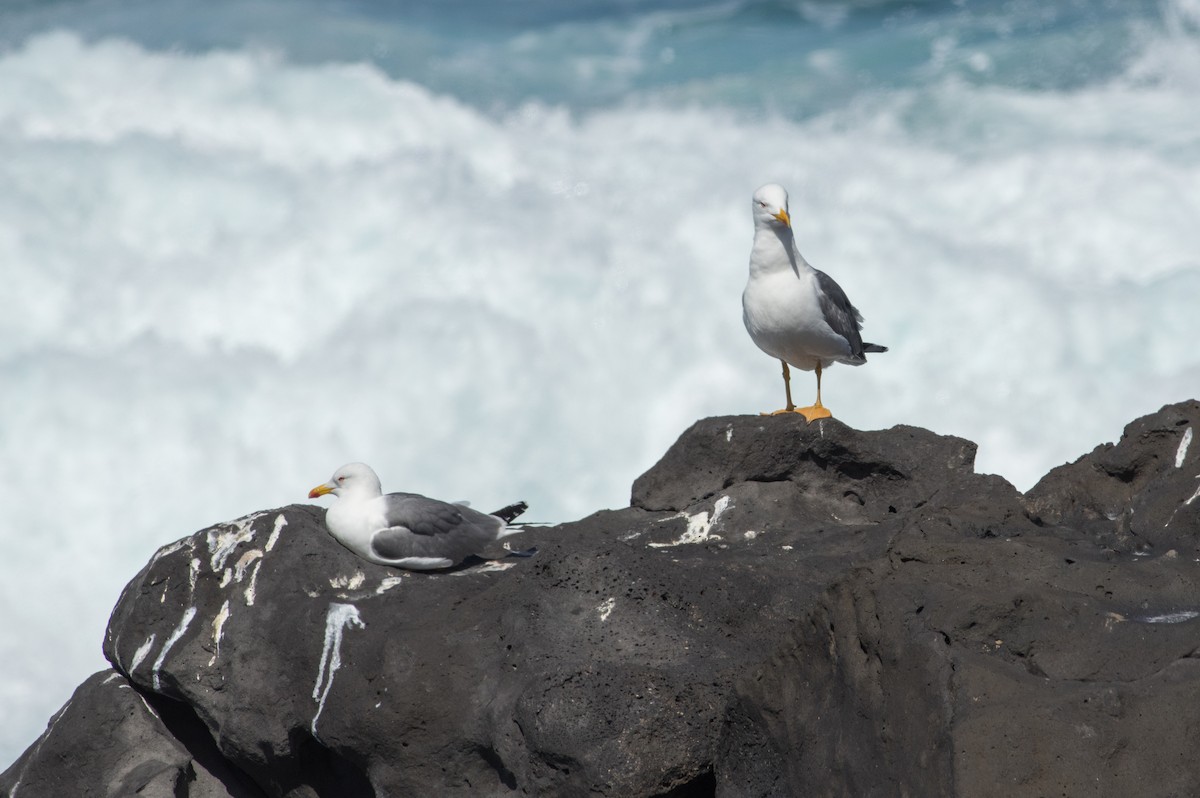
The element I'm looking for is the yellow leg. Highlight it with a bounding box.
[762,360,797,416]
[796,362,832,423]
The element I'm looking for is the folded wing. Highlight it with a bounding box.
[370,493,509,564]
[814,269,868,361]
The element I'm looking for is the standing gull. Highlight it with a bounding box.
[742,183,887,422]
[308,462,527,570]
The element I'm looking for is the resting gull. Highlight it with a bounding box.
[308,462,527,570]
[742,183,887,422]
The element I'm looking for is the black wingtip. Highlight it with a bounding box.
[491,501,529,523]
[863,343,888,353]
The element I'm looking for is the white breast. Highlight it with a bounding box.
[743,268,853,371]
[325,496,387,560]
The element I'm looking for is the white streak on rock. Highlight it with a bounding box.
[1186,481,1200,506]
[130,635,157,673]
[725,425,733,442]
[312,603,365,737]
[136,692,162,721]
[598,597,616,622]
[744,530,761,540]
[330,572,366,590]
[1140,610,1200,624]
[160,578,169,603]
[219,568,233,588]
[781,545,794,551]
[244,560,264,606]
[267,514,287,551]
[188,558,202,592]
[153,607,197,690]
[234,549,263,582]
[207,511,266,572]
[649,496,731,548]
[1177,428,1194,468]
[376,576,404,595]
[712,495,731,523]
[209,600,231,666]
[103,672,122,685]
[452,561,513,575]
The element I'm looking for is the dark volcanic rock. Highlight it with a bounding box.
[6,401,1200,797]
[0,670,262,798]
[632,416,978,519]
[721,402,1200,798]
[1025,399,1200,553]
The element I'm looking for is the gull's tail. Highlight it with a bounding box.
[863,343,888,353]
[490,501,529,524]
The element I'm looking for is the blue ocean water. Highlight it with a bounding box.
[2,0,1199,765]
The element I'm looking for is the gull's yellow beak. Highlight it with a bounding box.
[308,483,334,499]
[774,208,791,228]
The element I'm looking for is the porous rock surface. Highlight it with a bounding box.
[4,400,1200,797]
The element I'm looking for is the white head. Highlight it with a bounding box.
[752,183,792,230]
[308,462,383,500]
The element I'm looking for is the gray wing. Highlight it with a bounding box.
[371,493,504,562]
[380,493,472,536]
[814,269,868,360]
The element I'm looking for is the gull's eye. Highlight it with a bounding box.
[337,476,345,482]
